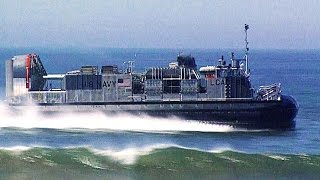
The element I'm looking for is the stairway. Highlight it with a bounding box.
[30,54,47,90]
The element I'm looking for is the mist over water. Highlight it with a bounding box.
[0,101,241,166]
[0,102,235,133]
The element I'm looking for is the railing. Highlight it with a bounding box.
[28,91,66,103]
[257,83,281,101]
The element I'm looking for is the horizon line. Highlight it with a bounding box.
[0,46,319,51]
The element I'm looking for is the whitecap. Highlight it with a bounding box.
[265,154,289,161]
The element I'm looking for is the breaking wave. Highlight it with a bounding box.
[0,145,319,179]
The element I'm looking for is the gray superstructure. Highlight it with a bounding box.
[6,54,257,104]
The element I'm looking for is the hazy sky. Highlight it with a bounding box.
[0,0,319,49]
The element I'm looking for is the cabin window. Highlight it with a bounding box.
[125,88,132,93]
[163,80,180,93]
[118,79,123,83]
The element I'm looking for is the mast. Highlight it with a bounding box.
[245,24,249,76]
[127,61,134,74]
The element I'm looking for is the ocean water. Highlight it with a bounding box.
[0,48,320,179]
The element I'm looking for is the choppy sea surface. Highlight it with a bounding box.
[0,48,319,179]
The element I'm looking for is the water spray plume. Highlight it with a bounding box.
[0,102,235,133]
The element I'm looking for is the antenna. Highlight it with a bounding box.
[245,24,250,76]
[122,61,135,74]
[127,61,134,74]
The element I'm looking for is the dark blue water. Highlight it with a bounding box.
[0,48,319,178]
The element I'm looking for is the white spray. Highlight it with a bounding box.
[0,102,235,133]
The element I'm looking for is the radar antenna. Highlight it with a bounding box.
[122,61,135,74]
[245,24,250,76]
